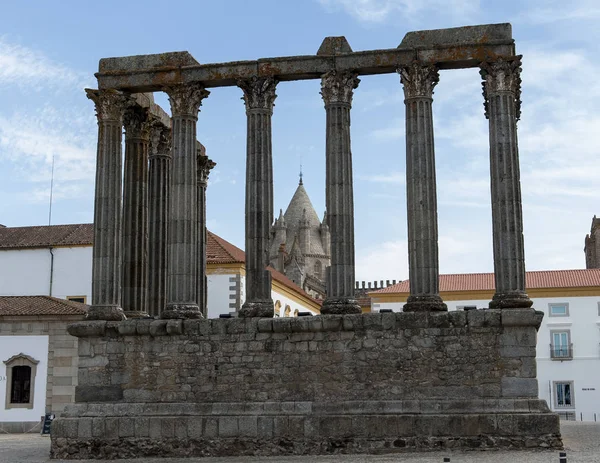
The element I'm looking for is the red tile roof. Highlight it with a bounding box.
[0,224,93,249]
[0,224,317,304]
[207,231,317,303]
[0,296,89,316]
[373,269,600,294]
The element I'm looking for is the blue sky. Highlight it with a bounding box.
[0,0,599,281]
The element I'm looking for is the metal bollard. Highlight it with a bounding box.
[559,451,567,463]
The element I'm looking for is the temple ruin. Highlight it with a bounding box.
[50,23,562,458]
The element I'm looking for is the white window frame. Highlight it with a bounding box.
[550,330,572,359]
[3,353,39,410]
[549,303,569,317]
[553,381,575,409]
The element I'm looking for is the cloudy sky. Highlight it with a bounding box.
[0,0,598,281]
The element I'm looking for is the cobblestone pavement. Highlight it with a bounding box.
[1,421,599,463]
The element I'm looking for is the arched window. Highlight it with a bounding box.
[284,305,291,317]
[274,300,282,317]
[4,353,39,410]
[314,261,322,278]
[293,309,299,317]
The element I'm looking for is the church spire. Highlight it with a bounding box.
[299,164,303,185]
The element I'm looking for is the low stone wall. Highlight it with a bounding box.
[50,309,562,458]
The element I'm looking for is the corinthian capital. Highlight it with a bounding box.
[85,89,131,122]
[320,71,360,106]
[238,76,278,112]
[164,82,210,117]
[123,104,151,140]
[197,155,216,186]
[480,56,522,120]
[398,62,439,99]
[149,121,171,157]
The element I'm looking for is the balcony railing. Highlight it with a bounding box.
[550,344,573,360]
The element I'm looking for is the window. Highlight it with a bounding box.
[550,330,572,359]
[554,381,575,409]
[549,303,569,317]
[3,353,39,410]
[67,296,87,304]
[314,261,322,279]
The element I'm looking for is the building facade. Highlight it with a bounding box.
[370,269,600,421]
[269,178,330,300]
[0,296,86,432]
[0,224,319,318]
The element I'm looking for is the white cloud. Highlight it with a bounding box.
[356,239,408,280]
[317,0,479,23]
[519,0,600,24]
[360,171,405,185]
[0,36,89,89]
[370,118,404,141]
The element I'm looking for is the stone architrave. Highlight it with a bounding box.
[237,76,278,318]
[147,121,172,318]
[197,151,216,318]
[85,89,130,321]
[399,62,447,312]
[480,56,532,309]
[161,83,210,319]
[320,71,361,314]
[122,104,151,318]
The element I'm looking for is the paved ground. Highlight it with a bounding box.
[1,421,599,462]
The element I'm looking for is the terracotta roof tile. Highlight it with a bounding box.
[373,269,600,294]
[0,296,89,316]
[207,231,318,304]
[0,224,93,249]
[0,225,317,305]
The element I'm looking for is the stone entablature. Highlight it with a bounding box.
[50,309,561,457]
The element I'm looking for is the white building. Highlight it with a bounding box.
[370,269,600,421]
[0,223,320,317]
[0,296,86,433]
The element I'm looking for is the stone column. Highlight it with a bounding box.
[237,76,278,318]
[85,89,130,321]
[197,149,215,318]
[480,56,532,309]
[399,62,447,312]
[161,83,210,319]
[320,71,361,314]
[122,104,151,318]
[147,121,171,318]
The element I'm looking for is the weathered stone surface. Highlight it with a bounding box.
[400,23,512,48]
[317,36,353,56]
[99,51,200,72]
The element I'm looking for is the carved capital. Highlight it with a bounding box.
[238,76,278,112]
[480,56,522,120]
[123,104,151,140]
[320,71,360,106]
[85,89,130,122]
[164,82,210,117]
[197,155,216,186]
[149,121,171,157]
[398,62,439,99]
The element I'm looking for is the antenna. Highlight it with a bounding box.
[48,155,55,226]
[299,163,303,185]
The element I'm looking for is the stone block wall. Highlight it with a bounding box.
[51,309,562,458]
[71,310,538,404]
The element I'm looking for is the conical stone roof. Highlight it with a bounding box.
[283,181,326,256]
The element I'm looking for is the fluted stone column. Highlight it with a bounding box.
[85,89,130,321]
[238,76,277,318]
[320,71,361,314]
[162,83,210,319]
[197,151,216,318]
[481,56,532,309]
[122,104,151,318]
[147,121,171,318]
[399,62,447,312]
